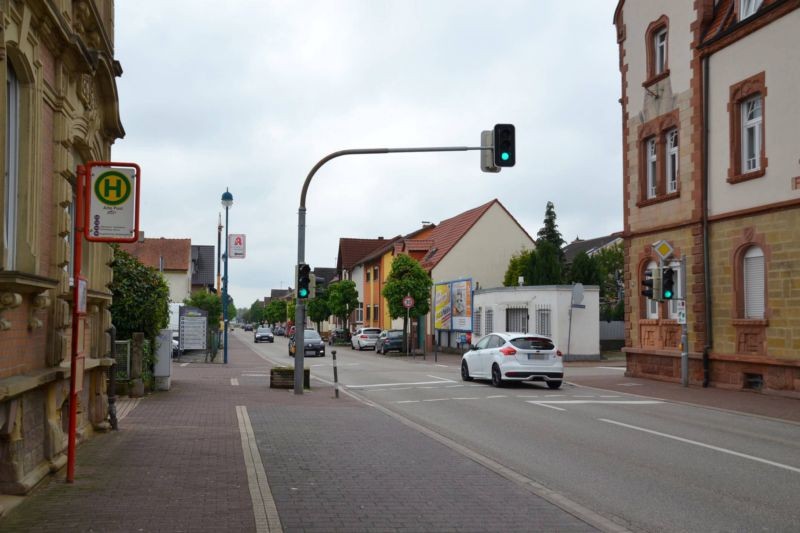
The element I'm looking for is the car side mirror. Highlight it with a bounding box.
[469,344,477,351]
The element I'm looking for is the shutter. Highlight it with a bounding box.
[744,254,765,319]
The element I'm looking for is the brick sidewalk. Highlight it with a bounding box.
[0,336,602,533]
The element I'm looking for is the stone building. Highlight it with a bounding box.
[0,1,123,495]
[615,0,800,394]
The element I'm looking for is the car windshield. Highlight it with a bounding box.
[363,329,381,335]
[257,328,271,334]
[304,331,321,340]
[387,330,403,338]
[510,337,554,350]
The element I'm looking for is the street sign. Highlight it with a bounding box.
[403,295,415,309]
[85,163,141,243]
[229,234,246,258]
[653,239,674,261]
[677,300,687,325]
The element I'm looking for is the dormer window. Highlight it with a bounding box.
[654,28,667,75]
[740,0,763,19]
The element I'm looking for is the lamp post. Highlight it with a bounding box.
[221,189,233,364]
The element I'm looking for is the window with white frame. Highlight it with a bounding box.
[740,0,763,19]
[741,95,762,173]
[473,307,482,337]
[646,261,659,319]
[666,129,679,193]
[4,64,20,270]
[646,138,657,198]
[743,246,765,319]
[485,309,494,334]
[654,28,667,75]
[356,302,363,323]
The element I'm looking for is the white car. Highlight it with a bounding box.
[351,327,381,350]
[461,332,563,389]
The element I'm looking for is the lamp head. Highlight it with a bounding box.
[221,188,233,208]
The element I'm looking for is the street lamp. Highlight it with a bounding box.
[221,188,233,364]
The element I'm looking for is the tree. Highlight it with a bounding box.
[184,291,222,331]
[536,201,565,267]
[264,299,286,326]
[503,249,535,287]
[307,295,330,332]
[326,280,359,332]
[382,254,432,352]
[524,240,563,285]
[109,245,170,341]
[567,251,601,286]
[594,242,624,320]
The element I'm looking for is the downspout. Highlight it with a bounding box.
[702,54,712,387]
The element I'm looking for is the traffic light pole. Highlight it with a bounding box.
[680,256,688,387]
[295,145,489,394]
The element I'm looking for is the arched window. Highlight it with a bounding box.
[4,63,20,270]
[645,260,659,319]
[743,246,765,319]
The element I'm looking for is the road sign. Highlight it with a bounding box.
[229,233,246,258]
[403,295,415,309]
[653,239,674,260]
[676,300,687,325]
[85,163,141,243]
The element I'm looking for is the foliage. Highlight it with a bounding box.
[326,280,359,331]
[536,201,565,251]
[503,249,535,287]
[184,291,223,330]
[382,254,432,352]
[265,299,286,325]
[567,251,601,286]
[307,294,331,332]
[287,299,296,324]
[243,300,265,324]
[225,295,236,321]
[524,240,563,285]
[109,245,170,341]
[594,241,624,319]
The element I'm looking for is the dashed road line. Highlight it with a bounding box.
[231,378,239,386]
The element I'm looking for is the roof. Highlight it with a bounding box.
[270,288,293,300]
[562,234,623,263]
[191,245,215,286]
[336,238,393,272]
[119,238,191,271]
[312,267,337,286]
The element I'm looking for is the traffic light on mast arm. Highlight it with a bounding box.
[493,124,515,167]
[297,263,311,299]
[641,268,662,301]
[662,267,675,300]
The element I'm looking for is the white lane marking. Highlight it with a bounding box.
[179,362,190,367]
[423,398,449,402]
[452,397,480,400]
[397,400,419,404]
[573,395,596,398]
[436,364,449,368]
[231,378,239,386]
[534,400,663,405]
[600,418,800,475]
[486,395,507,399]
[529,402,566,411]
[346,379,456,389]
[235,406,283,533]
[426,375,455,382]
[598,367,626,371]
[600,395,622,398]
[445,385,465,388]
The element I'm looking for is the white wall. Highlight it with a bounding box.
[164,271,191,304]
[472,285,600,360]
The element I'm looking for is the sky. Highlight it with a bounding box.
[113,0,623,309]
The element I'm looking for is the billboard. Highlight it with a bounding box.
[434,279,473,332]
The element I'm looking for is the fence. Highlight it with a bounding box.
[113,340,131,379]
[599,320,625,350]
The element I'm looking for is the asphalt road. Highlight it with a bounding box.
[240,331,800,533]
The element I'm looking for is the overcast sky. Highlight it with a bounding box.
[113,0,622,308]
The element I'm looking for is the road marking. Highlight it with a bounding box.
[533,400,663,405]
[445,385,465,388]
[486,395,507,399]
[598,367,626,371]
[573,395,596,398]
[600,418,800,475]
[529,402,566,411]
[517,395,540,398]
[422,398,449,402]
[397,400,419,404]
[600,395,622,398]
[426,375,455,382]
[435,364,449,368]
[231,378,239,386]
[452,397,480,400]
[235,406,283,533]
[347,379,456,389]
[180,363,189,367]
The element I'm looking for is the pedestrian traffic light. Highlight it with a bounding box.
[297,263,311,299]
[493,124,515,167]
[308,273,316,299]
[662,267,675,300]
[641,268,662,301]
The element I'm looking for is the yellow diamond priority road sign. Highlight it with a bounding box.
[653,239,674,261]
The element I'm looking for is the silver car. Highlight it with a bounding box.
[351,327,381,350]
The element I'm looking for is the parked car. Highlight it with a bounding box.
[254,327,274,343]
[351,327,382,351]
[328,328,351,346]
[289,329,325,357]
[375,329,404,354]
[274,325,286,336]
[460,332,563,389]
[243,324,253,332]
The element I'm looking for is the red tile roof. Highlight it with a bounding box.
[337,238,394,271]
[119,238,191,271]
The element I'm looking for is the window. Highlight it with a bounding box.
[535,305,551,336]
[485,309,494,334]
[356,302,363,323]
[366,270,370,282]
[654,29,667,75]
[666,129,679,193]
[473,308,482,337]
[373,304,379,321]
[743,247,765,319]
[475,335,491,350]
[645,261,659,319]
[741,96,762,173]
[646,138,657,199]
[4,64,19,270]
[365,305,371,321]
[740,0,763,19]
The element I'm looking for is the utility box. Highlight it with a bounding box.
[154,328,172,391]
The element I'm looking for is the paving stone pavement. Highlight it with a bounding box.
[0,335,599,533]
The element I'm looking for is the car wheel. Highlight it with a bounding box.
[491,365,505,388]
[358,342,363,351]
[461,361,473,381]
[547,380,562,390]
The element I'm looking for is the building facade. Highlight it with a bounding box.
[615,0,800,394]
[0,0,123,494]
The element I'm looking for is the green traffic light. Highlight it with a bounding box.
[299,288,308,297]
[501,152,510,161]
[664,290,672,298]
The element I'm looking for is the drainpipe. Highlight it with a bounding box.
[702,55,712,387]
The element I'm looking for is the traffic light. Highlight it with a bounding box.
[662,267,675,300]
[493,124,515,167]
[641,268,662,301]
[297,263,311,299]
[308,273,316,299]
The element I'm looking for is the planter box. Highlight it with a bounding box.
[270,367,310,389]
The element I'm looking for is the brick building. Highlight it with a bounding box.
[615,0,800,394]
[0,1,123,495]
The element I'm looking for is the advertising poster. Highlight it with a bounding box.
[451,279,472,331]
[434,283,451,330]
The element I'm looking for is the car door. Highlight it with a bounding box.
[471,335,492,377]
[481,335,504,375]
